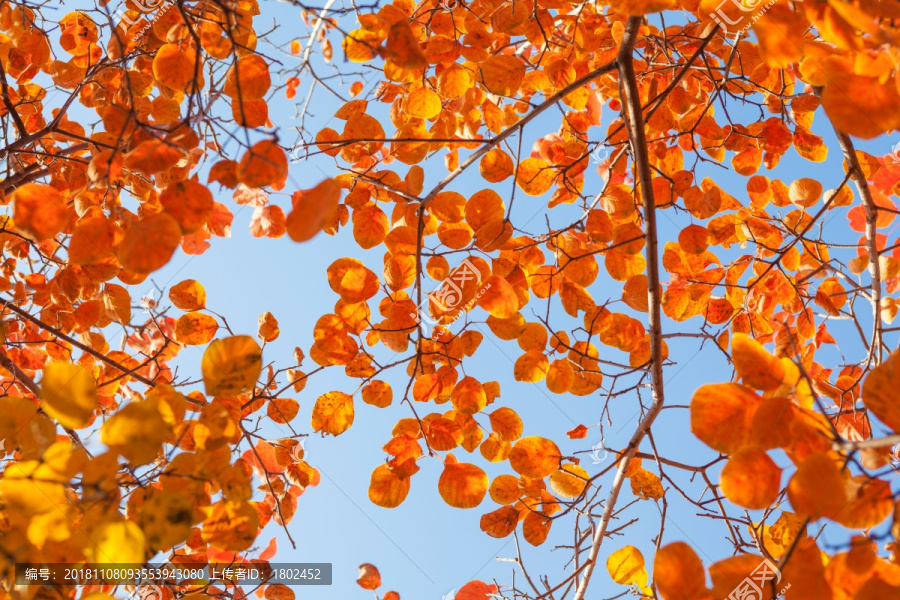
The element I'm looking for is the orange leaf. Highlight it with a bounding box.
[690,384,760,454]
[406,87,441,119]
[566,424,588,439]
[13,183,68,241]
[456,581,499,600]
[264,585,294,600]
[479,55,525,96]
[352,204,389,249]
[731,333,787,391]
[356,563,381,590]
[368,464,410,508]
[477,275,518,318]
[653,542,709,600]
[437,64,473,100]
[480,505,518,538]
[160,179,214,234]
[116,212,182,274]
[786,452,846,520]
[720,449,782,510]
[267,398,298,424]
[862,349,900,433]
[509,436,560,479]
[311,391,354,436]
[450,376,487,415]
[237,140,287,189]
[516,158,555,196]
[175,312,219,345]
[287,179,342,242]
[383,21,426,70]
[169,279,206,311]
[224,54,271,101]
[438,454,488,508]
[479,148,514,183]
[513,351,549,383]
[123,140,186,176]
[489,407,523,441]
[153,42,203,92]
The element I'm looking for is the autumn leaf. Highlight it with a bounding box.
[287,179,342,242]
[201,336,263,396]
[438,454,488,508]
[311,391,354,436]
[41,362,98,429]
[12,183,68,241]
[509,436,560,479]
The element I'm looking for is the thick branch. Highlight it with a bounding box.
[815,88,883,366]
[573,16,667,599]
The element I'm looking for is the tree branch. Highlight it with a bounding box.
[815,86,883,367]
[573,16,667,599]
[0,298,203,405]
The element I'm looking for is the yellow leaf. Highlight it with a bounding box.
[138,490,194,551]
[201,336,262,396]
[41,362,98,429]
[169,279,206,311]
[549,464,588,498]
[311,391,354,436]
[630,467,664,500]
[406,87,441,119]
[175,312,219,345]
[102,402,170,465]
[201,501,259,551]
[607,545,648,589]
[86,520,147,564]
